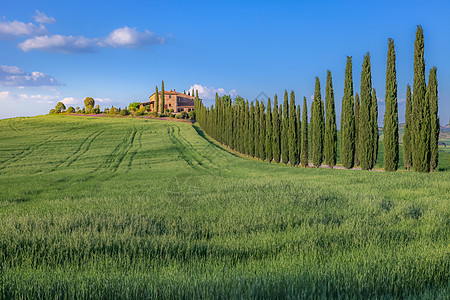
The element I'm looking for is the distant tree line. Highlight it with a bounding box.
[195,26,439,172]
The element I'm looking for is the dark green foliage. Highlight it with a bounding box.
[359,53,374,170]
[67,106,75,114]
[155,86,159,112]
[272,95,281,163]
[340,57,355,169]
[296,105,301,165]
[412,26,430,172]
[55,102,66,113]
[161,81,165,114]
[324,70,337,168]
[265,98,273,162]
[354,93,360,166]
[244,101,250,155]
[372,89,379,167]
[300,97,308,167]
[428,67,439,172]
[254,100,260,158]
[281,91,289,164]
[249,102,255,157]
[84,97,95,108]
[311,77,324,167]
[383,39,398,171]
[288,91,298,165]
[259,102,266,161]
[403,85,413,170]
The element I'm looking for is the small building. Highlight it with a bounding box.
[140,89,195,113]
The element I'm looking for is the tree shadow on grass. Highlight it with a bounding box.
[191,124,238,158]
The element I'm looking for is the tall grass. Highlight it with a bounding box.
[0,115,448,298]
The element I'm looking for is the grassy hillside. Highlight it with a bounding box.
[0,115,449,298]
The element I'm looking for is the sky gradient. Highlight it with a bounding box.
[1,0,449,126]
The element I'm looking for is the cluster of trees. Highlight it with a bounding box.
[195,26,439,172]
[154,80,196,120]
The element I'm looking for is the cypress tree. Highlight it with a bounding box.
[359,53,374,170]
[155,85,159,113]
[383,38,399,171]
[296,105,301,164]
[259,102,266,161]
[429,67,439,172]
[340,57,355,169]
[249,102,255,157]
[265,98,273,162]
[192,89,195,98]
[301,97,308,167]
[311,77,324,167]
[354,93,360,166]
[288,90,298,165]
[244,101,250,155]
[272,95,281,163]
[372,88,379,167]
[403,85,413,170]
[281,90,289,164]
[254,100,260,158]
[412,26,430,172]
[324,70,337,168]
[161,80,165,114]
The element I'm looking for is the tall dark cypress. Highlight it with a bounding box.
[429,67,439,172]
[281,90,289,164]
[324,70,337,168]
[340,57,355,169]
[383,38,399,171]
[249,102,255,157]
[254,100,260,158]
[265,98,273,162]
[372,88,379,167]
[244,101,250,155]
[359,53,374,170]
[296,104,301,164]
[272,95,281,163]
[259,102,266,161]
[311,77,324,167]
[301,97,308,167]
[403,85,413,170]
[354,93,360,166]
[288,91,298,165]
[412,25,430,172]
[161,80,165,114]
[155,86,159,113]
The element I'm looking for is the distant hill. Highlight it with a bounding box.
[379,123,449,146]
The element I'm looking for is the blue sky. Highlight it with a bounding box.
[1,0,449,126]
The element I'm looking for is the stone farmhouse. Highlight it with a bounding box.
[140,90,195,113]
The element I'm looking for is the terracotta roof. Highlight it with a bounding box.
[149,90,195,99]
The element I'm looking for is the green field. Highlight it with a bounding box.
[0,115,449,298]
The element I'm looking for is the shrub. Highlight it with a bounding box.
[67,106,75,113]
[169,113,175,118]
[135,107,146,116]
[189,110,196,120]
[92,105,101,114]
[49,109,56,114]
[149,111,158,117]
[169,109,174,113]
[180,111,189,119]
[109,106,118,115]
[85,105,93,114]
[76,109,82,114]
[55,102,66,113]
[119,109,129,116]
[128,102,140,111]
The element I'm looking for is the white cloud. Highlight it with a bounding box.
[33,10,56,24]
[0,20,46,39]
[102,26,166,48]
[0,91,59,104]
[0,91,10,99]
[95,97,112,103]
[0,65,62,86]
[61,97,76,105]
[187,84,238,100]
[18,34,97,53]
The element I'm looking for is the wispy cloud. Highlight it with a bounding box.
[0,20,46,39]
[33,10,56,24]
[19,26,166,53]
[187,84,238,100]
[18,35,97,53]
[0,90,60,104]
[0,65,62,87]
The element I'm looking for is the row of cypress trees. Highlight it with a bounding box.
[194,26,439,172]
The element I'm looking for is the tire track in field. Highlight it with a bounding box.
[0,136,55,171]
[167,124,213,172]
[46,130,105,173]
[126,126,144,171]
